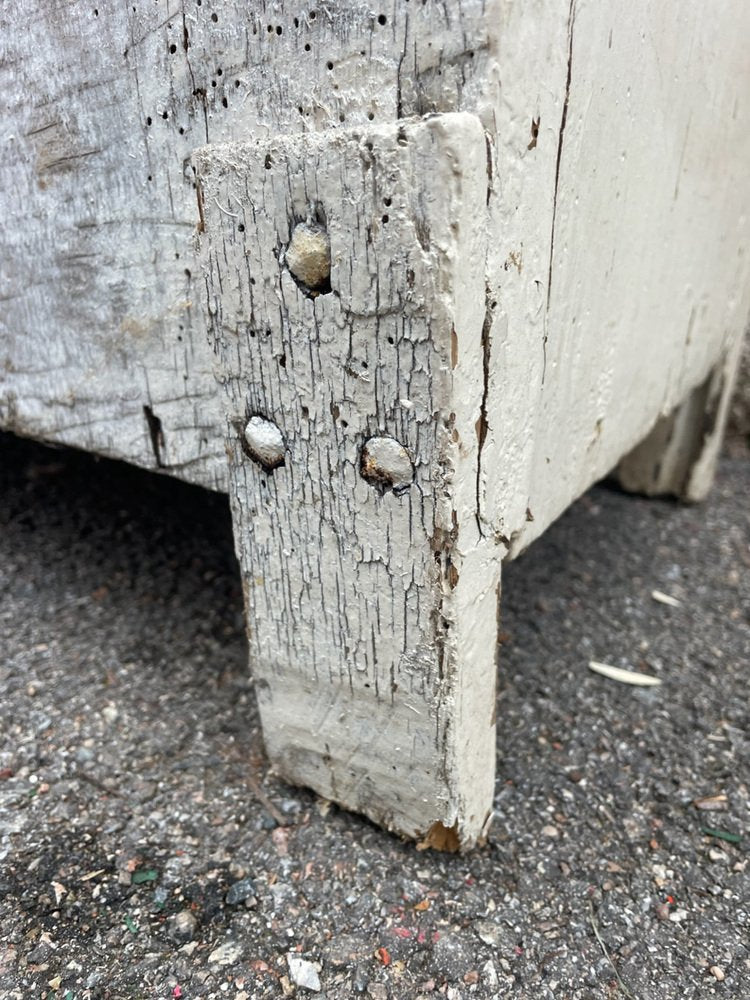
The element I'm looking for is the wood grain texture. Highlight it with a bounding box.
[617,334,745,501]
[479,0,750,557]
[0,0,490,487]
[194,113,499,845]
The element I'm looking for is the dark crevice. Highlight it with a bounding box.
[543,0,576,383]
[475,289,496,537]
[143,405,165,468]
[484,132,493,205]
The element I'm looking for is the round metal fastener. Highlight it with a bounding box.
[360,436,414,490]
[244,415,285,470]
[284,222,331,294]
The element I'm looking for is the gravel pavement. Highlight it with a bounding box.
[1,431,748,1000]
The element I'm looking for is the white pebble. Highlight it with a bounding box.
[286,955,321,992]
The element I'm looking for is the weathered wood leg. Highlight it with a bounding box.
[615,338,744,502]
[194,114,500,848]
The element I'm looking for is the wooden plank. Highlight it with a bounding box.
[0,0,491,488]
[480,0,750,556]
[617,336,745,501]
[194,113,500,847]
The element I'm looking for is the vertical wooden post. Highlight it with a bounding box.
[194,114,500,848]
[616,338,744,501]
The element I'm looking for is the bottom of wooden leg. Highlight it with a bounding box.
[615,353,737,502]
[254,670,496,851]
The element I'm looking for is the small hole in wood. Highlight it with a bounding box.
[367,111,374,120]
[326,60,333,70]
[265,153,273,169]
[383,197,392,206]
[276,24,282,35]
[222,96,228,108]
[146,116,152,126]
[381,214,389,224]
[169,43,177,53]
[161,111,168,119]
[211,11,218,22]
[304,42,311,51]
[377,13,387,25]
[387,335,394,344]
[238,223,245,232]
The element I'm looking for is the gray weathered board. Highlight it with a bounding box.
[2,1,749,847]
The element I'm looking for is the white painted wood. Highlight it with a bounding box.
[0,0,492,489]
[194,114,499,847]
[617,336,745,501]
[479,0,750,558]
[2,1,750,845]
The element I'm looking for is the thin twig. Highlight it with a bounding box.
[247,773,288,827]
[72,769,123,797]
[213,197,239,219]
[589,896,637,1000]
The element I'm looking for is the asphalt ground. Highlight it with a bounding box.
[0,430,748,1000]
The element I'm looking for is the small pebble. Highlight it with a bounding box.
[710,966,725,981]
[101,704,119,725]
[208,940,244,966]
[226,876,256,906]
[287,954,321,992]
[168,910,197,941]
